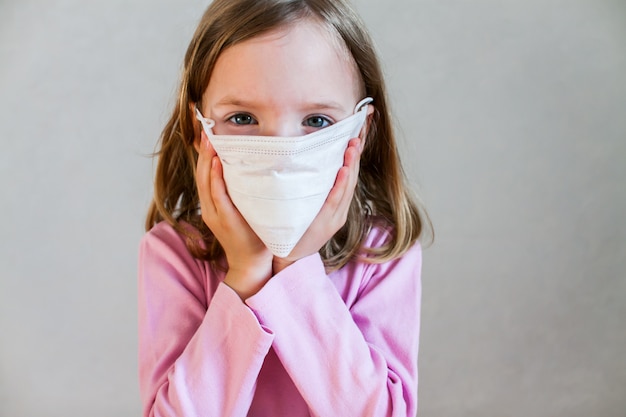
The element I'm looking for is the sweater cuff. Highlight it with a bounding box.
[212,282,275,348]
[245,253,326,312]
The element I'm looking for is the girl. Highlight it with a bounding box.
[139,0,430,415]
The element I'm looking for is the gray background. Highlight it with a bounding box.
[1,0,624,416]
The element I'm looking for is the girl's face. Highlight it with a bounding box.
[202,19,363,137]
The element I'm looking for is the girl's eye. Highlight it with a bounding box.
[228,113,257,125]
[304,116,332,129]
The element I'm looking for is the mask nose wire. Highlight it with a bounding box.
[194,105,216,130]
[354,97,374,114]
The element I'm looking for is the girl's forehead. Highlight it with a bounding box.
[244,19,350,57]
[226,19,355,71]
[205,19,362,105]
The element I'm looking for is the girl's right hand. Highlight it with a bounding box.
[272,137,364,274]
[195,130,273,299]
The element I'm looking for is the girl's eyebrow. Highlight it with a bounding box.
[302,101,346,112]
[214,96,255,108]
[214,96,347,112]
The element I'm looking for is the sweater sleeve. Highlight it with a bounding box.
[138,224,274,417]
[245,238,422,417]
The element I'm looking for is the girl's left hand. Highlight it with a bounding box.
[196,130,273,298]
[272,137,363,274]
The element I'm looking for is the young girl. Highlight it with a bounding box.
[139,0,429,415]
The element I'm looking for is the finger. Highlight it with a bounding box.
[195,146,210,197]
[343,139,362,192]
[345,138,362,169]
[209,156,239,218]
[324,139,361,209]
[330,140,362,220]
[202,130,217,157]
[324,165,350,213]
[348,137,363,155]
[196,133,218,220]
[196,131,216,182]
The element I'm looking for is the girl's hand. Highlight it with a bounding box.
[195,131,273,299]
[272,137,363,274]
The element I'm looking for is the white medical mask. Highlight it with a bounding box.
[195,97,373,257]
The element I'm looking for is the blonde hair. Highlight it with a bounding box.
[146,0,431,271]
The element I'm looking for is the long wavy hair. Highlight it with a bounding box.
[146,0,431,271]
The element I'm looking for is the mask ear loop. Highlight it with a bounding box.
[354,97,374,114]
[353,97,374,141]
[194,105,216,132]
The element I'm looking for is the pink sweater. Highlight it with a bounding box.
[138,221,422,417]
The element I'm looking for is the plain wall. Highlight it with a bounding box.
[1,0,624,416]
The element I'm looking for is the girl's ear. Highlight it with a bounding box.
[359,103,376,141]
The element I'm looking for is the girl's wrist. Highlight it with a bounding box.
[224,263,272,300]
[272,257,297,275]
